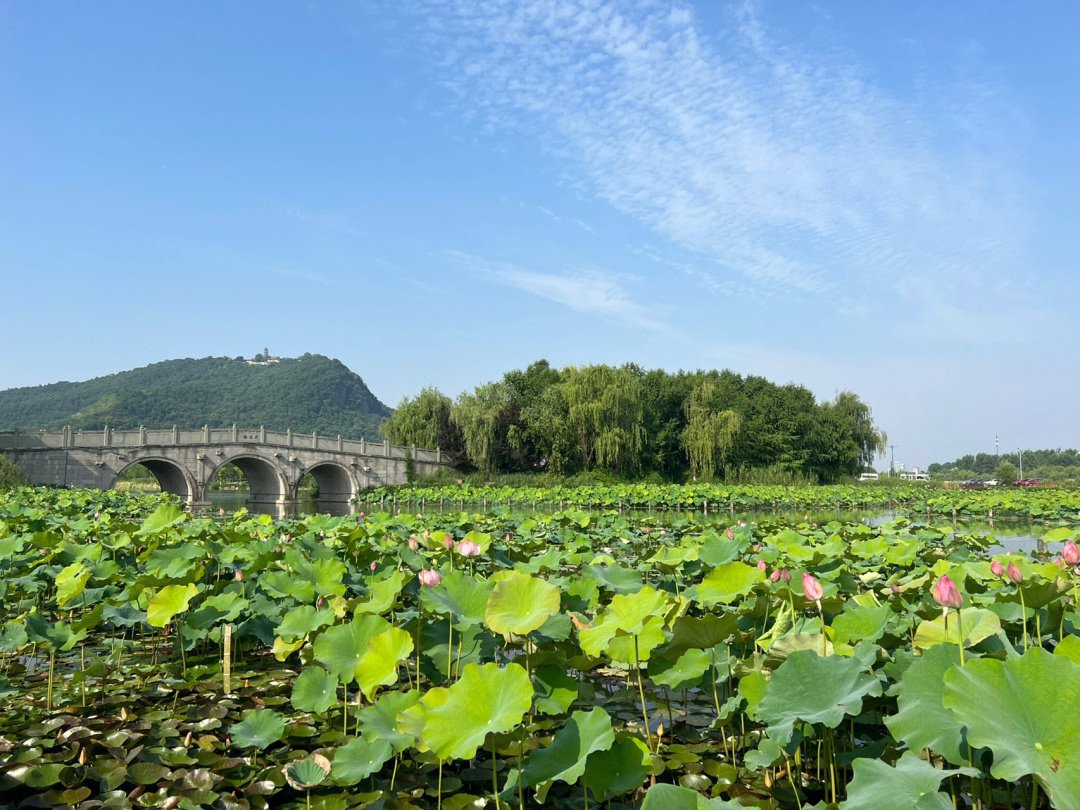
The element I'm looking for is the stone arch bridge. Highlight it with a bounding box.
[0,426,451,512]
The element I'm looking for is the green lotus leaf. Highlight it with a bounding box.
[606,615,667,664]
[944,648,1080,809]
[839,751,975,810]
[355,625,413,699]
[259,570,316,603]
[606,586,671,634]
[913,608,1001,650]
[146,583,199,628]
[485,573,561,636]
[696,561,765,606]
[419,662,533,761]
[534,665,579,715]
[521,707,614,788]
[1055,634,1080,665]
[649,545,698,567]
[665,614,738,657]
[231,709,286,749]
[332,737,393,785]
[766,631,834,659]
[831,603,891,645]
[55,561,91,607]
[421,569,493,626]
[698,534,743,567]
[135,503,185,536]
[355,570,407,615]
[284,754,331,790]
[885,644,966,765]
[640,783,744,809]
[293,557,348,598]
[0,620,28,654]
[291,666,339,715]
[313,615,390,683]
[24,613,86,651]
[583,563,643,594]
[649,648,711,690]
[275,605,336,641]
[358,689,421,752]
[127,761,172,785]
[584,735,652,799]
[757,650,882,744]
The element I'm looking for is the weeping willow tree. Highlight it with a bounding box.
[451,382,518,474]
[681,380,743,480]
[379,388,457,453]
[562,365,645,473]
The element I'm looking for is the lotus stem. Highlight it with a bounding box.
[446,614,453,683]
[634,635,652,752]
[1019,587,1029,650]
[491,738,501,810]
[954,608,965,666]
[47,649,55,710]
[438,759,443,810]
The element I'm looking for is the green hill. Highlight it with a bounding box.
[0,354,392,440]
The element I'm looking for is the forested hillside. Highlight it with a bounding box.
[0,354,391,439]
[381,360,886,483]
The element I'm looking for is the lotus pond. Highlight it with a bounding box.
[2,485,1080,810]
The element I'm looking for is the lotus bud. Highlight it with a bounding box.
[370,561,378,571]
[218,508,225,516]
[990,560,1004,577]
[1056,557,1066,569]
[752,544,761,552]
[1064,541,1080,566]
[780,569,791,583]
[659,530,666,535]
[726,528,735,540]
[317,597,324,607]
[890,583,900,594]
[359,511,365,517]
[418,569,441,587]
[770,569,781,582]
[283,534,291,542]
[1007,562,1023,584]
[457,539,481,557]
[234,570,243,581]
[94,511,101,520]
[275,545,282,553]
[757,559,767,572]
[408,536,419,551]
[424,529,431,538]
[643,527,651,534]
[802,572,824,603]
[932,575,962,609]
[443,537,454,550]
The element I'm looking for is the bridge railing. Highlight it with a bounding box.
[0,427,445,464]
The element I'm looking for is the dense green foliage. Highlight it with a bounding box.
[367,479,1080,519]
[382,361,886,483]
[2,486,1080,809]
[0,354,391,439]
[930,449,1080,483]
[0,456,27,490]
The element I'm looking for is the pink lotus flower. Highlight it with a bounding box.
[370,561,378,571]
[317,597,324,607]
[418,569,441,587]
[443,537,454,550]
[780,569,791,583]
[1007,562,1023,584]
[802,572,823,603]
[990,560,1004,577]
[457,539,482,557]
[726,528,735,540]
[1064,541,1080,566]
[642,527,652,534]
[757,559,767,572]
[408,537,419,551]
[932,575,962,609]
[770,569,781,582]
[234,570,243,581]
[359,511,365,518]
[1056,558,1066,569]
[752,544,761,552]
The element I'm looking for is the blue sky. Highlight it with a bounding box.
[2,1,1077,467]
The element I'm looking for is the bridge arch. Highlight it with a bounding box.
[297,460,358,512]
[210,454,289,508]
[112,457,197,503]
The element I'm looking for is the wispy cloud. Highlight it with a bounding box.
[409,0,1032,325]
[448,250,668,331]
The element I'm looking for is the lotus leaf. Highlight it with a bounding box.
[485,573,561,636]
[419,662,533,761]
[944,648,1080,809]
[332,737,394,785]
[291,666,339,715]
[757,650,882,744]
[231,709,286,749]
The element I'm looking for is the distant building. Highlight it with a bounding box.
[859,472,879,481]
[899,467,930,481]
[246,348,281,366]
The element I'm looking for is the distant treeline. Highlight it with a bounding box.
[380,361,886,483]
[928,449,1080,482]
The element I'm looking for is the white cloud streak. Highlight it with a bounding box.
[409,0,1033,331]
[448,250,668,331]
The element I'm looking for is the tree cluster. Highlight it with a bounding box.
[380,361,886,483]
